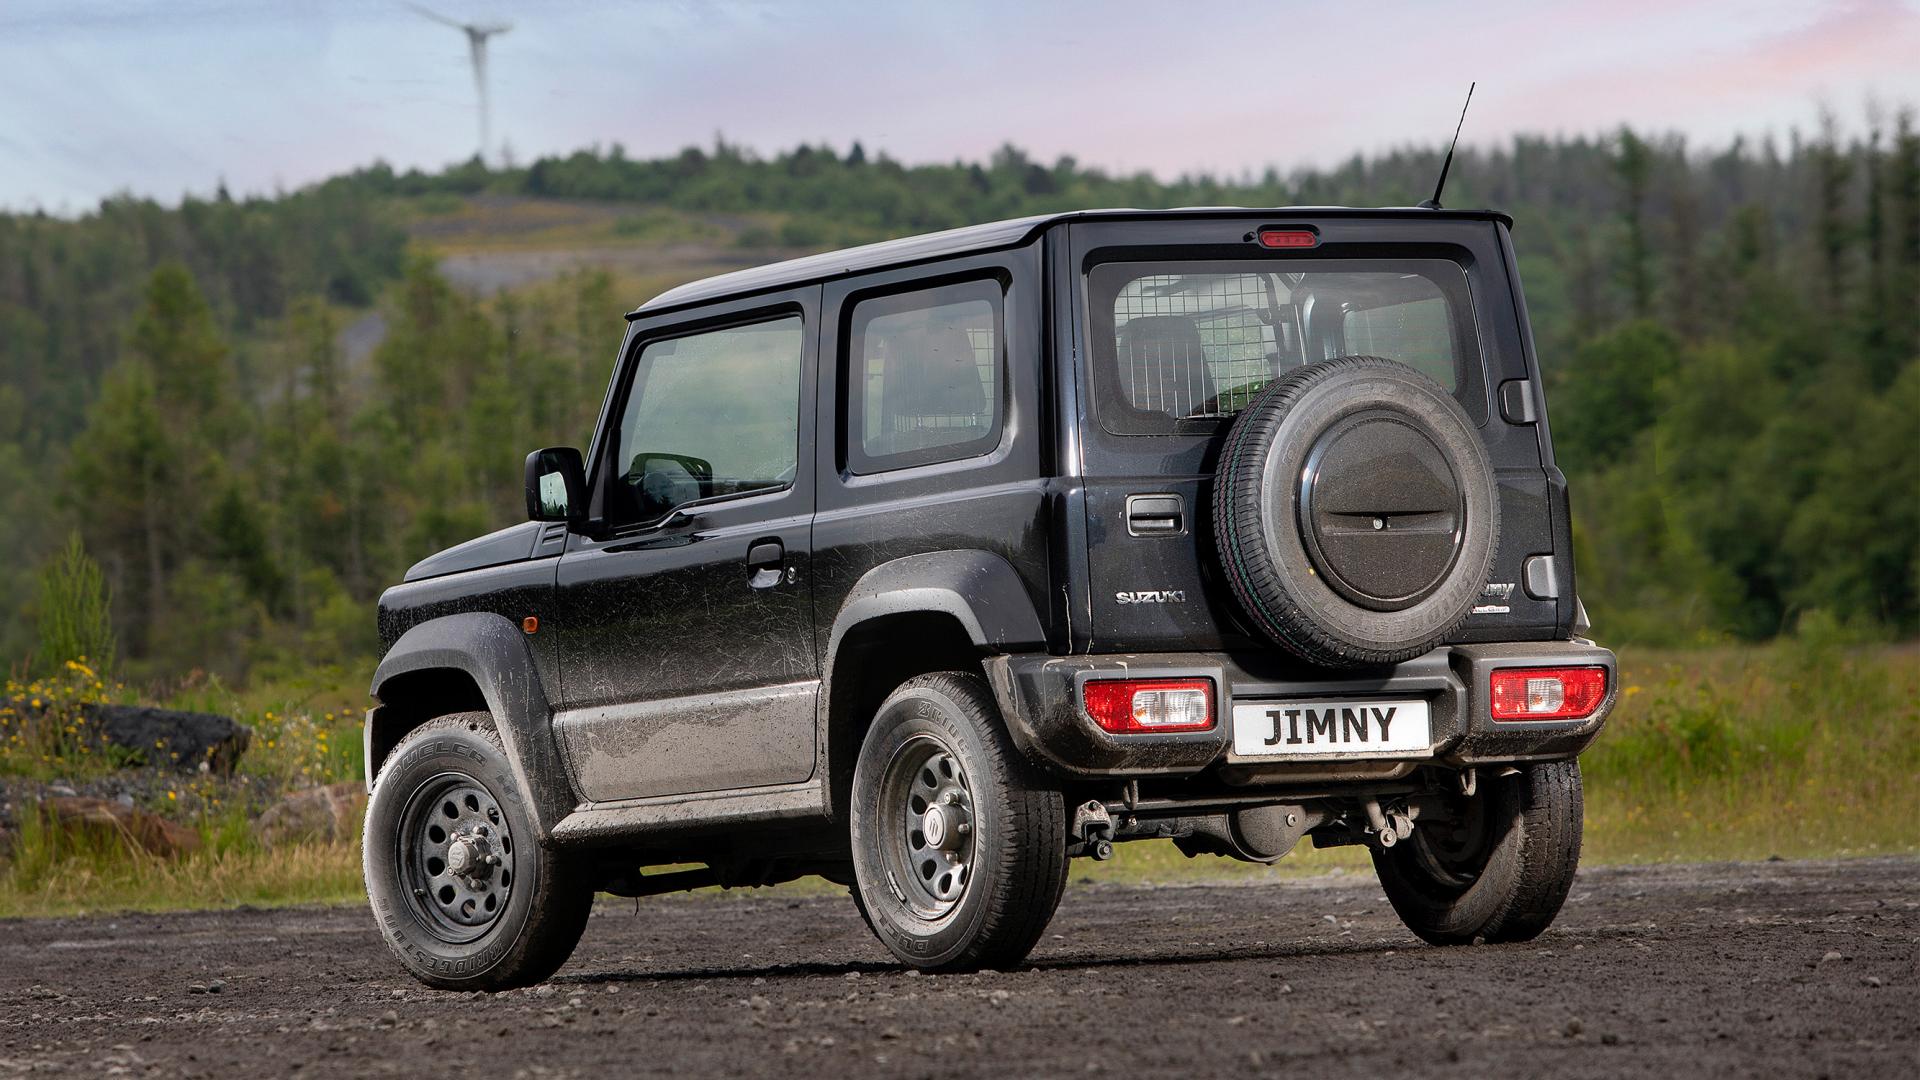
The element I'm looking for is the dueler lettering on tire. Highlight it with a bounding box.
[362,712,592,992]
[1211,356,1500,668]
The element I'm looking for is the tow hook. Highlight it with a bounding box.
[1362,797,1415,850]
[1070,800,1116,860]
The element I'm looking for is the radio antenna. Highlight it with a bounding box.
[1419,82,1476,210]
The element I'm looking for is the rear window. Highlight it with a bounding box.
[1086,259,1478,434]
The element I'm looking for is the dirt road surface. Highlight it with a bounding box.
[2,858,1914,1078]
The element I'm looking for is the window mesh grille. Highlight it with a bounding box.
[871,322,997,434]
[1113,273,1290,421]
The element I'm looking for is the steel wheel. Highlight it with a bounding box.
[877,734,976,919]
[365,714,593,991]
[1372,761,1585,946]
[849,674,1068,970]
[396,772,517,943]
[1408,789,1491,890]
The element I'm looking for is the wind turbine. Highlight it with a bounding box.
[408,4,512,162]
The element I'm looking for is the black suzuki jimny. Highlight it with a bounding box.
[363,207,1616,990]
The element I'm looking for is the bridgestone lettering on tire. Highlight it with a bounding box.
[1212,356,1500,668]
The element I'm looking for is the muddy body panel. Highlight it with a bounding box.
[369,206,1606,867]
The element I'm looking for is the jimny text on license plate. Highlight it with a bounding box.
[1231,700,1432,758]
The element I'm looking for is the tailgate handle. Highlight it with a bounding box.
[1126,494,1185,537]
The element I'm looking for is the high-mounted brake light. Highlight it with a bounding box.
[1256,228,1319,249]
[1489,666,1608,721]
[1083,678,1215,733]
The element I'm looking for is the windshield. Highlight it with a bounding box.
[1086,258,1478,434]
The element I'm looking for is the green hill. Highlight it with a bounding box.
[2,114,1916,681]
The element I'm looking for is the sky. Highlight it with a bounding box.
[1,0,1917,212]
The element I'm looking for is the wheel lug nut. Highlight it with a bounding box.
[956,823,971,836]
[942,791,958,805]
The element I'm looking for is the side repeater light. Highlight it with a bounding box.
[1083,678,1215,733]
[1489,666,1607,721]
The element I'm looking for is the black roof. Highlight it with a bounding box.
[628,206,1512,318]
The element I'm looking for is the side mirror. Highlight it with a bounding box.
[524,447,587,525]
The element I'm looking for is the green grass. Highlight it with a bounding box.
[3,641,1914,916]
[1579,638,1919,863]
[0,802,364,918]
[1073,839,1373,886]
[155,667,369,789]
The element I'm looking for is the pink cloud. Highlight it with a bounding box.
[1501,0,1920,135]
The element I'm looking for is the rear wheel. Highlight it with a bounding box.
[849,673,1068,971]
[364,713,593,991]
[1372,760,1584,944]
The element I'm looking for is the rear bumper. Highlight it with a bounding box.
[983,641,1616,780]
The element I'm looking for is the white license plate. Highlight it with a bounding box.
[1231,700,1432,758]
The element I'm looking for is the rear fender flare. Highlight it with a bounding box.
[817,550,1047,819]
[824,550,1047,662]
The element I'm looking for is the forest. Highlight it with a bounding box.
[3,108,1916,685]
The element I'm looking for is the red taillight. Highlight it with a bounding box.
[1083,678,1215,733]
[1489,666,1608,721]
[1256,228,1319,249]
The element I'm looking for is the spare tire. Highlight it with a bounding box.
[1212,356,1498,668]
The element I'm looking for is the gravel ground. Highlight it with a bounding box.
[1,857,1914,1078]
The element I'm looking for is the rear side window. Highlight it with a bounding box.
[846,278,1003,473]
[1087,259,1476,434]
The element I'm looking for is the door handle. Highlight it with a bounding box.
[1125,493,1185,536]
[746,539,785,589]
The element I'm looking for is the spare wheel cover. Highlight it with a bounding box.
[1211,356,1499,668]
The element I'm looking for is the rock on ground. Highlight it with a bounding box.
[37,795,201,856]
[252,782,366,848]
[81,704,252,774]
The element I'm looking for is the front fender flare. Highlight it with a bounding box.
[367,612,573,841]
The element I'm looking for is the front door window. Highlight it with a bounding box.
[611,316,804,524]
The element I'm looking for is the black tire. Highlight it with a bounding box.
[1212,356,1498,668]
[364,712,593,991]
[849,672,1068,971]
[1372,760,1584,945]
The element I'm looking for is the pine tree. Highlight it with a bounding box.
[1891,110,1920,358]
[35,532,114,674]
[130,263,233,428]
[1616,127,1656,319]
[1812,114,1854,317]
[65,363,178,656]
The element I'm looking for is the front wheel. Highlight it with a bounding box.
[364,712,592,991]
[849,673,1068,971]
[1372,760,1584,945]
